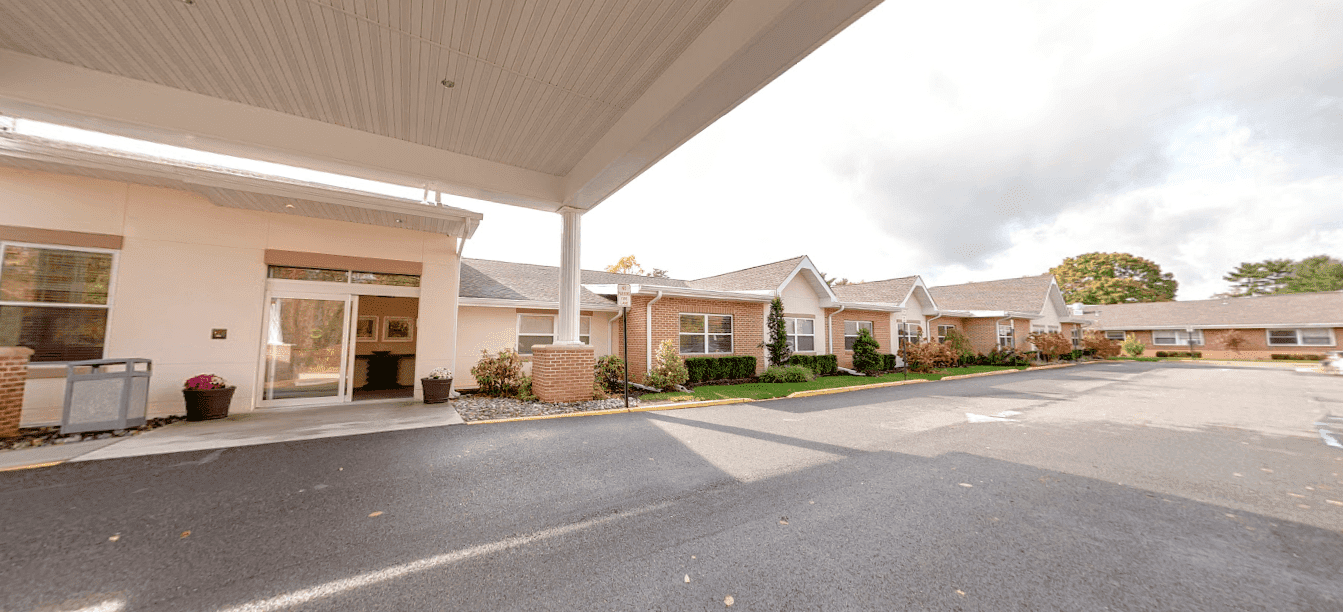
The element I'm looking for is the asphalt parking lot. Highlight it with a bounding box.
[2,361,1340,611]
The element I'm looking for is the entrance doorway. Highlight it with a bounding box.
[257,265,421,408]
[350,296,419,401]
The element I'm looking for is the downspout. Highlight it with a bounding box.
[609,308,625,356]
[926,313,944,342]
[828,304,846,354]
[646,291,664,373]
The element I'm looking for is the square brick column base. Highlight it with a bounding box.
[531,344,596,403]
[0,347,35,438]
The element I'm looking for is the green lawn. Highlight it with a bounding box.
[641,365,1029,403]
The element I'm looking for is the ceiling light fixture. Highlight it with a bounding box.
[440,79,455,88]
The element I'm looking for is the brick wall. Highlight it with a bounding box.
[613,295,766,383]
[825,308,892,368]
[1109,327,1343,359]
[0,347,35,438]
[530,344,596,402]
[960,318,1002,354]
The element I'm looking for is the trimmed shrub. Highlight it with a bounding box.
[880,354,898,371]
[1272,353,1324,360]
[594,354,626,394]
[789,354,838,376]
[684,356,757,383]
[1027,332,1073,362]
[758,364,815,383]
[971,348,1030,367]
[470,348,524,396]
[851,327,883,373]
[1122,333,1146,358]
[942,328,975,365]
[1157,351,1203,358]
[1082,331,1121,358]
[646,339,689,390]
[517,375,537,402]
[905,342,956,373]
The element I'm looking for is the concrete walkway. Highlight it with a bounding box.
[0,400,462,469]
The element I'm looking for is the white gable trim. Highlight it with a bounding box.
[777,256,838,303]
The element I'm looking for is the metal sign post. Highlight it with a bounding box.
[618,285,632,408]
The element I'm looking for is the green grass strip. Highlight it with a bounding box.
[642,365,1028,402]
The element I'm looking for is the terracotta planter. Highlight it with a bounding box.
[422,377,453,404]
[183,386,235,421]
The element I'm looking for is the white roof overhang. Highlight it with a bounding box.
[585,283,773,303]
[458,297,620,312]
[0,125,482,238]
[0,0,883,214]
[825,302,905,313]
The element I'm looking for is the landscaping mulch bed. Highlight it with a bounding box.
[453,395,640,422]
[0,415,186,452]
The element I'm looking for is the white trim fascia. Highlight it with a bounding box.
[907,277,940,311]
[583,283,772,303]
[961,310,1043,319]
[821,301,905,313]
[775,256,838,303]
[1092,323,1343,331]
[930,309,976,318]
[457,297,620,312]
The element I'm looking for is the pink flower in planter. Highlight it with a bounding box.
[184,374,229,390]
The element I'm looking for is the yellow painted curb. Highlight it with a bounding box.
[939,369,1027,381]
[786,378,929,398]
[466,407,631,425]
[0,460,65,472]
[629,398,754,412]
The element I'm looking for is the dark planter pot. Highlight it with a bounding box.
[183,387,235,421]
[422,377,453,404]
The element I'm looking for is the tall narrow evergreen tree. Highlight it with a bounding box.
[765,297,792,366]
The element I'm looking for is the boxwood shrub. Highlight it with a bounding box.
[1271,353,1324,360]
[684,355,758,383]
[788,354,838,376]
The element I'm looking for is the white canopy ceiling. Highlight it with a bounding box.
[0,0,883,214]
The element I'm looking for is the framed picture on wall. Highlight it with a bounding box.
[356,316,378,341]
[382,316,414,343]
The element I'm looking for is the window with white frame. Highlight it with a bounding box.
[1104,330,1127,341]
[1152,329,1203,345]
[845,320,874,351]
[997,324,1015,348]
[1267,328,1334,346]
[1071,327,1082,348]
[898,322,922,348]
[517,314,590,354]
[784,317,815,352]
[0,243,115,362]
[680,313,733,354]
[937,324,955,343]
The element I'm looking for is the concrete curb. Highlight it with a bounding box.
[465,363,1101,425]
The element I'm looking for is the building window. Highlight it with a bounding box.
[844,320,874,351]
[785,317,815,352]
[680,314,732,354]
[1104,330,1126,342]
[1152,330,1203,345]
[936,324,955,343]
[517,314,590,354]
[997,324,1015,349]
[1267,328,1334,346]
[268,265,420,287]
[895,322,922,348]
[0,243,115,362]
[1071,327,1082,348]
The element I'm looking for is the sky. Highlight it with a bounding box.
[456,0,1343,300]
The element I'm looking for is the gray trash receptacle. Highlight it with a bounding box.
[61,358,152,435]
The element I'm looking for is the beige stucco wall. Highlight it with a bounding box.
[2,166,461,424]
[780,275,827,354]
[455,306,613,389]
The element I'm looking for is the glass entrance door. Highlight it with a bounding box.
[261,293,351,406]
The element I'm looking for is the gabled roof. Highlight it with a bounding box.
[459,258,687,307]
[1081,291,1343,329]
[687,256,807,292]
[832,276,918,305]
[929,274,1056,314]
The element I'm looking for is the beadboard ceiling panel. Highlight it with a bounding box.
[0,0,730,177]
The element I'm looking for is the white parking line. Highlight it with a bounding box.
[1319,429,1342,450]
[216,501,672,612]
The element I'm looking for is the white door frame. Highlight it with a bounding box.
[256,290,354,408]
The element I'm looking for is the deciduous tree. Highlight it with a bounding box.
[1050,252,1177,304]
[1281,255,1343,293]
[605,255,646,275]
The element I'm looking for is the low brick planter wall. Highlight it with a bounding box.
[0,347,35,438]
[531,344,596,403]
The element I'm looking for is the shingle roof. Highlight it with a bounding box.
[929,274,1055,313]
[687,256,806,291]
[831,276,917,305]
[459,258,688,305]
[1081,291,1343,328]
